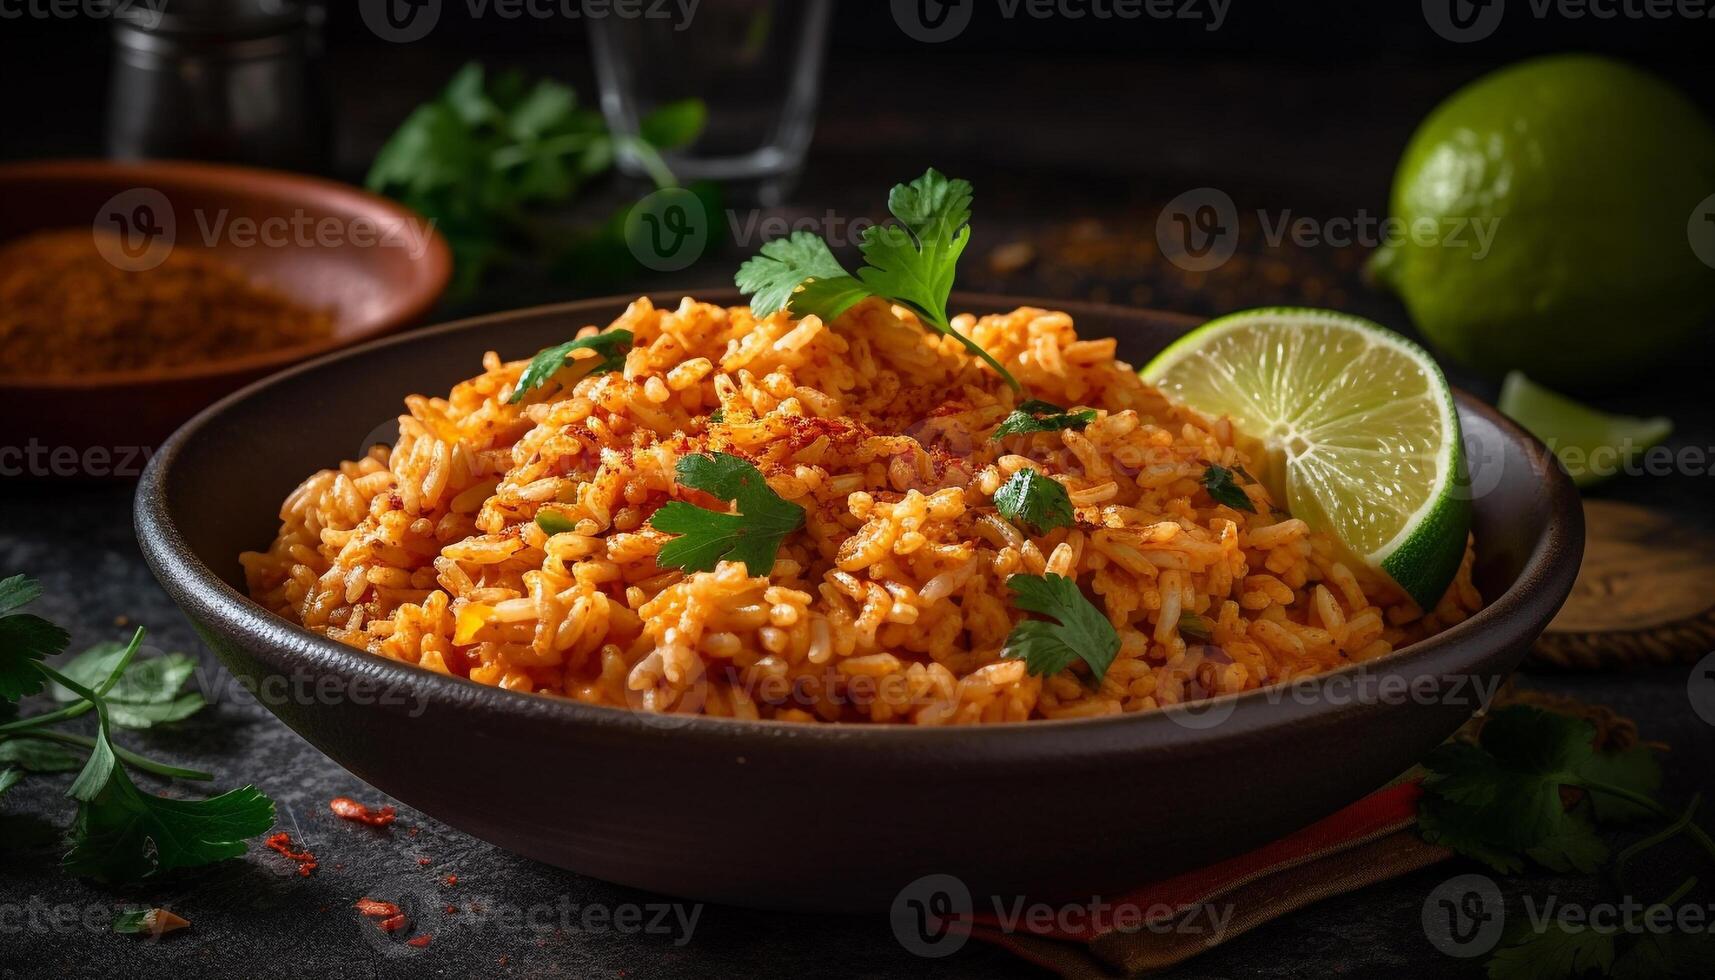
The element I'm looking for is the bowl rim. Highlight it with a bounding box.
[135,290,1586,746]
[0,158,452,391]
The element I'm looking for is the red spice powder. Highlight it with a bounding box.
[354,898,401,919]
[379,914,409,933]
[443,875,458,887]
[417,857,431,866]
[406,935,432,948]
[264,833,318,877]
[330,796,397,827]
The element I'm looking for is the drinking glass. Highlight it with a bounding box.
[588,0,833,202]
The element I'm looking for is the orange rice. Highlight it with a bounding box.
[242,297,1482,724]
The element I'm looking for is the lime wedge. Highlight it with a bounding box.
[1142,308,1471,610]
[1498,372,1672,488]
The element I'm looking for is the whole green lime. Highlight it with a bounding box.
[1370,55,1715,390]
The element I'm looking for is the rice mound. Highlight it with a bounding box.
[242,297,1482,724]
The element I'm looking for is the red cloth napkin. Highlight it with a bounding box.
[968,781,1452,977]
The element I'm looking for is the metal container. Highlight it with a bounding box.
[106,0,329,172]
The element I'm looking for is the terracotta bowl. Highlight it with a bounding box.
[135,292,1583,912]
[0,159,450,461]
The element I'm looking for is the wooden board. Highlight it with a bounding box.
[1532,499,1715,669]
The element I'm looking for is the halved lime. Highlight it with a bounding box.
[1498,371,1672,488]
[1142,308,1470,611]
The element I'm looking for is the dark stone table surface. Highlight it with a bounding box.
[3,27,1714,980]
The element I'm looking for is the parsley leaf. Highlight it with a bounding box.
[650,452,805,576]
[1488,919,1616,980]
[735,230,858,319]
[0,574,67,701]
[51,643,205,730]
[1002,573,1119,682]
[64,761,275,883]
[367,63,706,296]
[509,329,632,404]
[993,400,1097,439]
[0,737,86,772]
[734,169,1022,392]
[993,469,1074,535]
[0,573,43,616]
[1201,465,1256,513]
[0,767,18,798]
[1417,706,1673,875]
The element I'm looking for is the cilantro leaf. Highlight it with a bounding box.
[993,400,1097,439]
[64,764,275,883]
[638,99,708,151]
[733,169,1022,391]
[856,168,972,332]
[0,767,18,797]
[650,453,805,576]
[1201,465,1256,513]
[1613,931,1715,979]
[993,469,1074,535]
[1417,706,1673,875]
[0,574,43,617]
[510,329,633,404]
[0,574,67,701]
[1575,744,1662,825]
[0,737,86,772]
[52,642,204,730]
[1002,573,1119,682]
[1488,919,1615,980]
[735,230,858,318]
[1523,811,1608,874]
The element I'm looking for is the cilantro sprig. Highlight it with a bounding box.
[993,400,1096,440]
[0,575,275,882]
[735,168,1023,392]
[1001,574,1119,682]
[1417,705,1715,979]
[649,453,805,576]
[509,328,633,404]
[993,469,1074,535]
[368,63,706,296]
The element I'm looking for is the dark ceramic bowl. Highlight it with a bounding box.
[135,292,1583,912]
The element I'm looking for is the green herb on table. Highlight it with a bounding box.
[736,168,1023,393]
[1201,465,1256,513]
[1416,705,1715,979]
[649,453,805,576]
[0,574,276,883]
[367,63,707,296]
[1001,573,1119,682]
[993,469,1074,535]
[509,328,633,404]
[992,400,1096,439]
